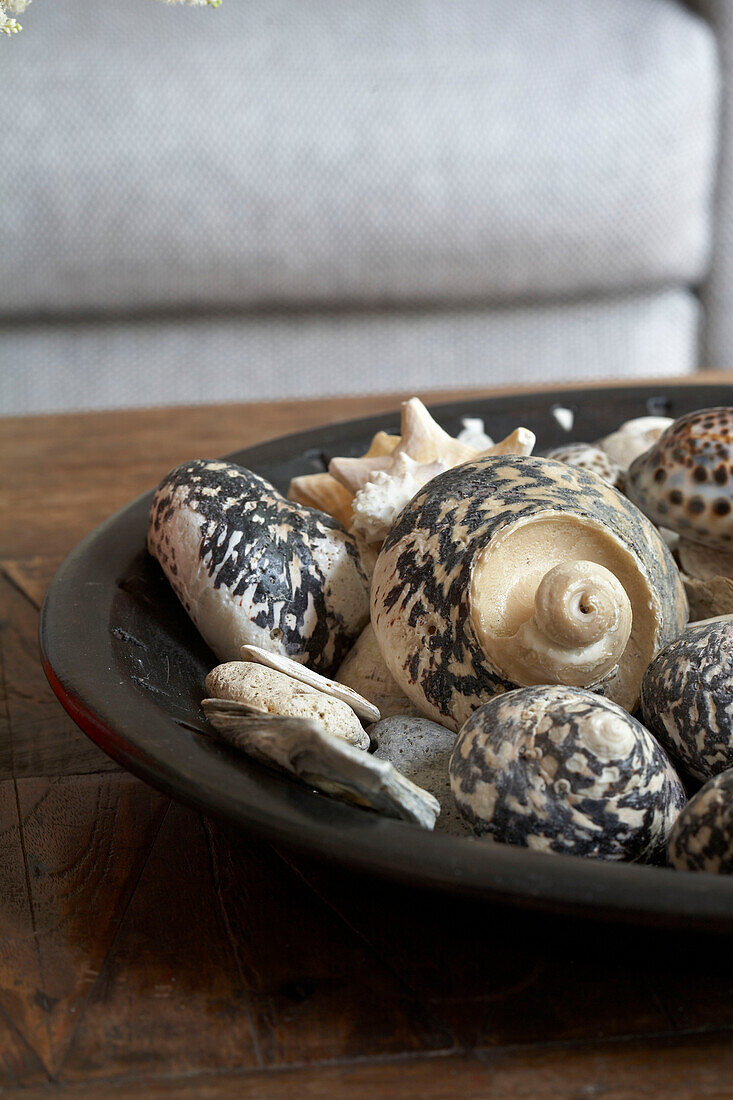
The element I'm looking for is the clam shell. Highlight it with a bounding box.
[202,699,440,829]
[240,643,380,723]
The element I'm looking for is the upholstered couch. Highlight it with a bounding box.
[1,0,728,413]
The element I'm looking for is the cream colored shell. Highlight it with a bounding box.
[371,455,688,732]
[205,662,369,749]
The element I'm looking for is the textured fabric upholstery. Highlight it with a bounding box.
[1,290,698,415]
[689,1,733,369]
[1,0,718,317]
[0,0,720,411]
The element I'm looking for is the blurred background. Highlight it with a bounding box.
[0,0,728,414]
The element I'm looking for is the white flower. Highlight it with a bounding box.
[0,12,22,34]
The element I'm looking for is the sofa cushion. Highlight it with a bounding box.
[1,0,719,317]
[0,289,699,414]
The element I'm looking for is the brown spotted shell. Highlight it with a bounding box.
[626,408,733,549]
[544,443,625,491]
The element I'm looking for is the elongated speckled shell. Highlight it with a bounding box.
[640,621,733,781]
[148,459,371,672]
[371,455,687,731]
[668,768,733,872]
[450,686,685,861]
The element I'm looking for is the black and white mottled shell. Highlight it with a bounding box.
[371,455,687,732]
[640,621,733,782]
[148,459,370,672]
[543,443,625,491]
[668,768,733,873]
[450,686,685,861]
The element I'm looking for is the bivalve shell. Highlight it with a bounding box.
[202,699,439,829]
[205,662,370,750]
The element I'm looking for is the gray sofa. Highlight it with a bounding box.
[0,0,726,413]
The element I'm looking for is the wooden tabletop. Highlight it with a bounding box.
[3,380,733,1099]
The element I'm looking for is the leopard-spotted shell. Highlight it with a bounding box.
[148,459,370,672]
[371,455,687,732]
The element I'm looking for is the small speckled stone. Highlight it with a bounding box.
[668,768,733,872]
[370,716,470,835]
[449,686,685,861]
[544,443,625,491]
[640,621,733,781]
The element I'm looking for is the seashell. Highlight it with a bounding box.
[596,416,674,469]
[543,443,625,491]
[678,539,733,581]
[329,398,535,496]
[449,686,685,861]
[147,459,370,671]
[640,620,733,781]
[349,453,451,545]
[457,418,494,450]
[371,455,687,731]
[675,541,733,621]
[332,399,536,546]
[287,473,354,529]
[626,408,733,550]
[371,716,470,835]
[668,769,733,873]
[681,573,733,622]
[335,624,417,718]
[286,431,400,526]
[201,698,440,829]
[205,662,370,749]
[239,643,380,723]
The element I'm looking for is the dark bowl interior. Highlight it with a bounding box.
[40,383,733,930]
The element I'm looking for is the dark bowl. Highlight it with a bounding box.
[40,382,733,930]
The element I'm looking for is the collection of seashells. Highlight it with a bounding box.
[147,399,733,875]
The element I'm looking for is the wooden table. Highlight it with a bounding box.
[3,382,733,1099]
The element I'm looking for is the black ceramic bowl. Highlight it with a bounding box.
[40,383,733,930]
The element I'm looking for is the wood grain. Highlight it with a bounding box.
[0,775,167,1075]
[62,806,449,1082]
[0,574,119,778]
[10,1033,733,1099]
